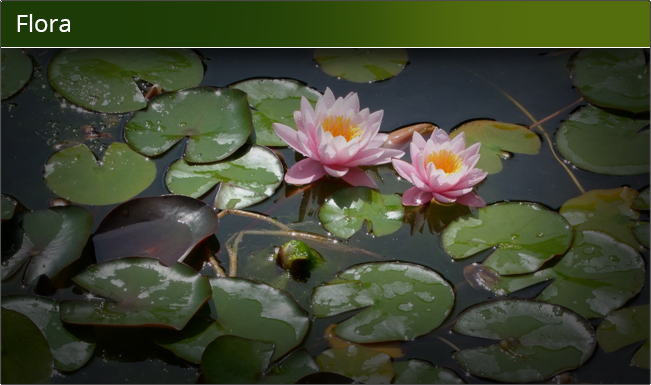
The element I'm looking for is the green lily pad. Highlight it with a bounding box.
[1,48,33,99]
[560,187,643,250]
[392,360,464,384]
[556,106,649,175]
[210,277,310,361]
[1,194,18,221]
[319,187,404,239]
[441,202,573,275]
[571,49,649,113]
[260,349,320,384]
[314,48,408,83]
[316,346,394,384]
[60,257,212,330]
[449,120,541,174]
[404,201,472,235]
[125,87,253,163]
[597,304,649,369]
[201,335,274,384]
[1,205,93,285]
[633,222,650,248]
[633,187,650,210]
[165,145,283,209]
[151,316,228,364]
[93,195,220,267]
[48,48,203,113]
[312,262,454,343]
[452,298,596,383]
[229,78,321,146]
[2,295,96,371]
[1,307,53,384]
[44,142,157,206]
[276,240,324,281]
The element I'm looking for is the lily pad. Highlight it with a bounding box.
[314,48,408,83]
[2,48,33,99]
[392,360,464,384]
[319,187,404,239]
[633,187,650,210]
[296,372,357,384]
[597,304,649,369]
[1,205,93,285]
[201,335,274,384]
[311,262,454,343]
[152,316,227,364]
[60,257,212,330]
[2,295,96,371]
[93,195,219,267]
[1,194,18,221]
[210,277,310,361]
[316,346,394,384]
[441,202,573,275]
[632,223,650,248]
[452,298,596,383]
[260,349,321,384]
[165,145,283,209]
[560,187,643,250]
[404,201,472,235]
[556,106,649,175]
[229,78,321,146]
[571,49,649,113]
[48,48,203,113]
[124,87,253,163]
[44,142,157,206]
[449,120,541,174]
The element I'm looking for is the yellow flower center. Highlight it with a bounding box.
[426,149,463,174]
[322,116,362,142]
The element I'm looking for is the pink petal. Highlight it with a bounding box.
[412,131,427,149]
[392,159,417,183]
[293,111,304,132]
[453,170,487,189]
[353,108,370,125]
[458,142,481,160]
[455,191,487,207]
[324,164,349,177]
[285,158,326,185]
[437,187,474,198]
[273,123,306,155]
[330,97,347,117]
[410,172,428,190]
[341,167,377,188]
[402,187,433,206]
[369,133,389,148]
[297,131,318,159]
[344,92,360,113]
[429,128,450,148]
[449,132,466,153]
[343,147,385,167]
[359,110,384,148]
[372,148,405,165]
[300,96,316,122]
[464,153,481,170]
[432,192,456,204]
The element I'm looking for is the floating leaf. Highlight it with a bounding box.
[165,145,283,209]
[276,240,324,281]
[93,195,219,266]
[560,187,643,250]
[60,257,212,330]
[48,48,203,113]
[1,48,32,99]
[312,262,454,343]
[125,87,252,163]
[392,360,464,384]
[597,304,650,369]
[449,120,541,174]
[229,78,321,146]
[1,194,18,221]
[260,349,320,384]
[452,298,596,383]
[296,372,357,384]
[442,202,573,275]
[319,187,404,239]
[633,187,650,210]
[632,222,650,248]
[2,295,96,371]
[324,324,404,358]
[316,346,394,384]
[44,142,156,206]
[1,307,53,384]
[152,316,227,364]
[314,48,408,83]
[556,106,649,175]
[201,335,274,384]
[571,49,649,113]
[1,205,92,285]
[210,277,310,361]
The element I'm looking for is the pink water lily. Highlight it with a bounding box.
[273,88,404,188]
[392,129,488,207]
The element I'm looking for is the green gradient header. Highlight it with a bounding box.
[2,1,649,47]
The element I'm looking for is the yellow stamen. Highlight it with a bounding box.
[426,149,463,174]
[322,116,362,142]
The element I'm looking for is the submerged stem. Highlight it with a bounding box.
[436,336,461,352]
[208,255,227,277]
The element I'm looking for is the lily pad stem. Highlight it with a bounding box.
[436,336,461,352]
[208,255,227,277]
[217,209,291,230]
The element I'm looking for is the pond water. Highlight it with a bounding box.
[1,48,649,384]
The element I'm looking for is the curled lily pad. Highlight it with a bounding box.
[201,335,274,384]
[1,307,53,384]
[325,324,404,359]
[571,49,649,113]
[2,295,96,371]
[152,316,227,364]
[1,194,18,221]
[392,360,464,384]
[1,205,92,285]
[2,48,32,99]
[560,187,643,250]
[48,48,203,113]
[125,87,252,163]
[44,142,157,206]
[597,304,649,369]
[316,346,394,384]
[442,202,573,275]
[319,187,404,239]
[276,240,324,281]
[314,48,408,83]
[165,145,283,209]
[452,298,596,383]
[229,78,321,146]
[312,262,454,343]
[93,195,219,267]
[60,257,212,330]
[260,349,320,384]
[449,120,541,174]
[556,106,649,175]
[210,277,310,361]
[633,222,650,248]
[633,187,650,210]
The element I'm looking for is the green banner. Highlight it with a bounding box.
[1,1,649,47]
